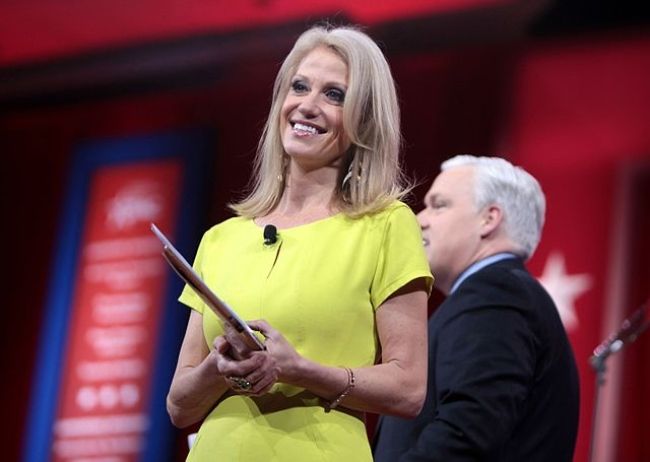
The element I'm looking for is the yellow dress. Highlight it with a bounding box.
[179,201,432,461]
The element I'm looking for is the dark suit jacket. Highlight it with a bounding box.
[374,257,579,461]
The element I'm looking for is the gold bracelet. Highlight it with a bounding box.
[326,367,355,412]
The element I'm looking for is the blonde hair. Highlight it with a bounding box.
[230,25,408,218]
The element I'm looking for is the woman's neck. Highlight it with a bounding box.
[259,163,340,226]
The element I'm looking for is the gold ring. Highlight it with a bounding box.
[228,376,252,391]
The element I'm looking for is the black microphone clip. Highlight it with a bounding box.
[263,224,278,245]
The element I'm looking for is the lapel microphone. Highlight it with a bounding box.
[263,224,278,245]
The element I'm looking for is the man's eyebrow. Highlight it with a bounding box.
[425,193,439,205]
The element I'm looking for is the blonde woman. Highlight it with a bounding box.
[167,25,432,461]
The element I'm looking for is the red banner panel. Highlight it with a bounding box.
[51,161,181,461]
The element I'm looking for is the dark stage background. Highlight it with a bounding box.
[1,1,649,461]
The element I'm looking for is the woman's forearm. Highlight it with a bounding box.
[291,287,428,417]
[166,358,229,428]
[246,287,428,417]
[289,356,426,418]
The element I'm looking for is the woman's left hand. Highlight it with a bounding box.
[247,319,305,385]
[220,326,278,396]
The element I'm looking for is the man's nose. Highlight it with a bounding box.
[416,210,429,229]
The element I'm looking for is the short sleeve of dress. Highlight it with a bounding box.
[370,203,433,309]
[178,231,209,314]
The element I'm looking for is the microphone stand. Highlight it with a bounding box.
[587,300,649,462]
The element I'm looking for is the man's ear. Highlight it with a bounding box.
[480,205,503,238]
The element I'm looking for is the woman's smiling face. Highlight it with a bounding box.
[280,46,351,171]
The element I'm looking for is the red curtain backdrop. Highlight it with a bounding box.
[0,0,506,65]
[2,29,650,462]
[508,34,650,462]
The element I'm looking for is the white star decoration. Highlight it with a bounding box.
[537,252,592,332]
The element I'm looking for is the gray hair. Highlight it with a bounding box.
[441,155,546,259]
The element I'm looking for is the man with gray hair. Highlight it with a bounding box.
[374,155,579,461]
